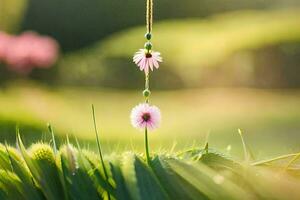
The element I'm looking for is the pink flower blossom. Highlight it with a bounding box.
[133,49,162,74]
[130,103,161,131]
[0,31,59,74]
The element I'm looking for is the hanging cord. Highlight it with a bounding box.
[146,0,153,34]
[144,0,153,102]
[144,0,153,103]
[144,73,150,103]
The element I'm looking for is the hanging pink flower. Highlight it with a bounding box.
[130,103,161,131]
[133,49,162,74]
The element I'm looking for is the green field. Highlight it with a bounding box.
[1,82,299,159]
[59,9,300,88]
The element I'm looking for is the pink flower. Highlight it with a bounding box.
[28,34,59,68]
[0,31,59,74]
[130,103,161,131]
[133,49,162,74]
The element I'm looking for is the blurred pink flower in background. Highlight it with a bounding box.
[0,31,59,74]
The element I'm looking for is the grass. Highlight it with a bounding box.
[0,135,300,200]
[0,82,300,159]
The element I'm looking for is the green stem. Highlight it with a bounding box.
[238,129,249,162]
[92,105,111,200]
[285,152,300,170]
[47,124,57,155]
[145,127,150,165]
[252,153,300,166]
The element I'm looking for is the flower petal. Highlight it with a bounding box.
[148,58,154,71]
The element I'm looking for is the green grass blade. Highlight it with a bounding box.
[60,144,102,200]
[167,158,253,200]
[3,145,44,200]
[47,124,57,155]
[110,158,132,200]
[17,134,64,200]
[134,156,169,200]
[0,170,26,200]
[151,156,208,200]
[91,105,111,200]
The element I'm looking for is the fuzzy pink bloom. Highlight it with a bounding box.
[130,103,161,131]
[0,31,59,74]
[133,49,162,74]
[24,32,59,68]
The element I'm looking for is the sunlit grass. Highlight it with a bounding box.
[0,82,300,158]
[1,136,300,200]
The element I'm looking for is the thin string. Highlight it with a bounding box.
[145,73,150,103]
[145,0,152,102]
[146,0,153,33]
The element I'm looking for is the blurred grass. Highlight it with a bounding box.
[59,9,300,87]
[21,0,300,50]
[0,82,300,159]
